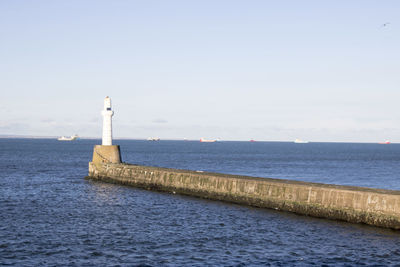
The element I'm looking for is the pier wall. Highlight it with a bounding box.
[87,162,400,229]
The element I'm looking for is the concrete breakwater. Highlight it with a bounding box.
[88,161,400,229]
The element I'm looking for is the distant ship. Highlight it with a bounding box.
[58,134,79,141]
[294,139,309,144]
[147,137,160,141]
[200,138,217,143]
[379,140,391,144]
[250,139,256,142]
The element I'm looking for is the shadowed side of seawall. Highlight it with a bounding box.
[87,162,400,230]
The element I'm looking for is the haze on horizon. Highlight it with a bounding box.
[1,1,399,142]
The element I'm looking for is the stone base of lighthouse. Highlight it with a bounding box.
[92,145,122,164]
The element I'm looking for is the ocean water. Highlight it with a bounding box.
[1,138,400,266]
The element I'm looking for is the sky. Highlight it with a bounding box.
[0,0,399,142]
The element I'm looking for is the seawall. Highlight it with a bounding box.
[87,162,400,229]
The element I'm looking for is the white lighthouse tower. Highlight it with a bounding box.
[90,96,121,164]
[101,96,113,146]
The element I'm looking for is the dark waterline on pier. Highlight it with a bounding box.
[1,139,400,265]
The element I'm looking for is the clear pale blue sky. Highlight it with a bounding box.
[1,1,399,142]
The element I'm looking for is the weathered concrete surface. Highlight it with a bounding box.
[87,162,400,229]
[92,145,121,164]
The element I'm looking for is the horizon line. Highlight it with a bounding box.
[0,134,396,144]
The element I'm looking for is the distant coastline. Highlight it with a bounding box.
[0,135,58,139]
[0,135,396,144]
[0,135,96,139]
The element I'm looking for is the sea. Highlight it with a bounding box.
[1,138,400,266]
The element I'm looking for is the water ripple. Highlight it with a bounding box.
[1,139,400,265]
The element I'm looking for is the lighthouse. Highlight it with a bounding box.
[91,96,121,164]
[101,96,113,145]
